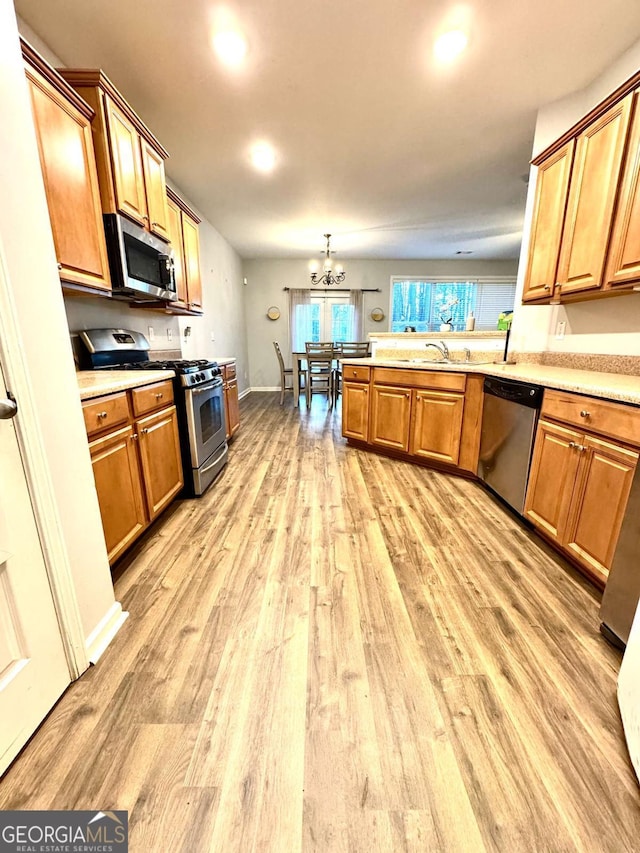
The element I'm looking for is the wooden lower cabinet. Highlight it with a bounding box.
[524,417,639,585]
[222,363,240,439]
[370,385,412,451]
[89,424,147,563]
[136,406,184,520]
[84,388,184,564]
[410,389,464,465]
[342,381,370,441]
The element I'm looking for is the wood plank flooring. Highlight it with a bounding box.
[1,392,639,851]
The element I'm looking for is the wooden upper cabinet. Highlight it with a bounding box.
[141,140,169,241]
[522,141,574,303]
[166,194,188,307]
[23,46,111,294]
[182,213,203,312]
[556,94,634,296]
[605,91,640,289]
[58,68,170,242]
[105,97,148,226]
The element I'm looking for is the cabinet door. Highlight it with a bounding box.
[136,406,184,521]
[523,419,582,542]
[225,378,240,438]
[182,213,203,312]
[26,68,111,293]
[89,424,146,564]
[563,435,639,585]
[370,385,412,452]
[166,195,188,307]
[605,91,640,288]
[141,140,170,241]
[105,96,148,226]
[557,94,634,296]
[342,382,370,441]
[410,389,464,465]
[522,141,574,303]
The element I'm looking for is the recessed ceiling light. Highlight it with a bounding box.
[213,30,247,67]
[455,250,473,255]
[250,142,276,173]
[434,29,468,62]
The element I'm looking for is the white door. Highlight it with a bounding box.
[0,370,70,776]
[619,602,640,783]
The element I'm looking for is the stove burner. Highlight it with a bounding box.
[110,358,216,374]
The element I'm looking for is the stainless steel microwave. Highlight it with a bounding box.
[103,213,177,302]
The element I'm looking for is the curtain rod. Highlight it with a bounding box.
[283,287,381,293]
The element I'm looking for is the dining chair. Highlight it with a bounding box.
[332,341,371,403]
[305,342,335,407]
[273,341,305,405]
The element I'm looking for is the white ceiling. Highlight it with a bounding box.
[14,0,640,261]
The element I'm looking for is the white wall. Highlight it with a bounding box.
[243,258,517,388]
[511,37,640,357]
[1,0,117,646]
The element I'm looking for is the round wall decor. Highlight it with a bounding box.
[370,307,385,322]
[267,306,281,320]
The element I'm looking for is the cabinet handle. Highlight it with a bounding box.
[141,428,149,435]
[405,393,410,398]
[580,410,590,418]
[569,442,586,452]
[130,433,138,441]
[152,221,160,227]
[155,392,164,399]
[543,284,550,290]
[142,215,149,222]
[57,262,62,270]
[97,411,108,419]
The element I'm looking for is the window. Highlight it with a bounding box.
[295,295,355,344]
[390,278,516,331]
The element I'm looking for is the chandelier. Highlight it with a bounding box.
[310,234,346,286]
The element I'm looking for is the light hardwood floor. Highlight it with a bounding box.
[1,392,639,851]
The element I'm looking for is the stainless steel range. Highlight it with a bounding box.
[78,329,228,496]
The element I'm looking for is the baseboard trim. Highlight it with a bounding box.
[239,387,252,400]
[85,602,129,665]
[249,386,280,392]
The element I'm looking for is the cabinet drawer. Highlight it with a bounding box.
[224,362,237,381]
[83,391,130,437]
[542,389,640,447]
[131,380,174,417]
[373,367,466,392]
[342,364,370,382]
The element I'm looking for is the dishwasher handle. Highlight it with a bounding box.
[483,376,543,409]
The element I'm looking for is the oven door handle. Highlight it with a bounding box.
[189,379,223,394]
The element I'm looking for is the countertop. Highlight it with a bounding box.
[340,357,640,406]
[77,369,176,400]
[216,357,236,366]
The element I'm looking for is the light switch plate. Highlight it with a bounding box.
[555,321,566,340]
[148,326,155,341]
[167,328,173,342]
[210,331,215,342]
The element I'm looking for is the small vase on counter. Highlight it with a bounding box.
[439,323,452,332]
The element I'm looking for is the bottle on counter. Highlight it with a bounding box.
[465,312,475,331]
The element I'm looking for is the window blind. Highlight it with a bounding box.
[474,282,517,330]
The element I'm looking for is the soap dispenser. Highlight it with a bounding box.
[465,311,475,331]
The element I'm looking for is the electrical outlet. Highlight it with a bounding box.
[555,320,566,340]
[210,330,215,342]
[148,326,155,342]
[167,328,173,342]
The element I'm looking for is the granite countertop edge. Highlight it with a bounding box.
[77,369,177,400]
[340,358,640,406]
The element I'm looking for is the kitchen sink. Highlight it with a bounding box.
[393,358,496,366]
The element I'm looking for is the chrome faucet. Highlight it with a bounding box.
[425,341,449,361]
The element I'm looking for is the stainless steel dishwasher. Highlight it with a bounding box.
[477,376,544,515]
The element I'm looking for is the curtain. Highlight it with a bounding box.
[289,288,312,351]
[349,289,364,340]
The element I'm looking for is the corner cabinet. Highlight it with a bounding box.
[82,379,183,564]
[342,365,483,475]
[58,68,170,243]
[22,41,111,295]
[166,188,203,314]
[524,389,640,587]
